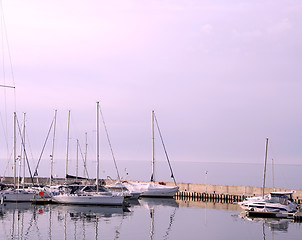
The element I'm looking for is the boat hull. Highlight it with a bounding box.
[52,194,124,206]
[125,182,179,197]
[140,187,179,197]
[0,190,35,202]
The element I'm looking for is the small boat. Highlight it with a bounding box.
[52,191,124,206]
[238,139,298,213]
[51,185,124,205]
[123,181,179,198]
[238,191,298,213]
[0,188,35,203]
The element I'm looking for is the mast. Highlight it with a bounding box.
[272,158,275,191]
[65,110,71,181]
[262,138,269,197]
[50,110,57,186]
[96,102,100,192]
[84,132,88,179]
[153,112,177,185]
[76,139,79,181]
[151,110,155,182]
[17,113,25,189]
[13,112,16,188]
[21,113,26,189]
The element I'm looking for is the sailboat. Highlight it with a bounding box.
[124,110,179,197]
[51,102,124,206]
[0,113,35,202]
[238,138,298,213]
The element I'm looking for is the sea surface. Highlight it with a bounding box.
[0,198,301,240]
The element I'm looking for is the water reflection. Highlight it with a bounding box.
[238,210,292,232]
[0,199,300,239]
[139,198,179,240]
[53,204,128,222]
[139,197,179,209]
[0,202,129,240]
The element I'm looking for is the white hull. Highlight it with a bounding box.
[140,188,179,197]
[239,200,297,213]
[52,193,124,206]
[0,189,35,202]
[124,182,179,197]
[238,191,298,213]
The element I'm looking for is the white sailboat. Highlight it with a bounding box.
[238,138,298,213]
[51,102,124,206]
[124,111,179,198]
[0,113,35,202]
[51,190,124,206]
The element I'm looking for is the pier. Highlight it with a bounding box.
[165,181,302,204]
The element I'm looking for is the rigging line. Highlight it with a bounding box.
[0,2,17,112]
[0,1,17,107]
[0,111,10,156]
[163,207,177,240]
[153,113,177,185]
[77,140,90,179]
[24,124,36,168]
[1,148,12,178]
[99,105,121,181]
[16,114,34,184]
[33,117,55,177]
[1,3,17,164]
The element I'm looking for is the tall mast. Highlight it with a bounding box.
[96,102,100,192]
[13,112,16,188]
[76,139,79,181]
[50,110,57,186]
[262,138,269,197]
[22,113,26,189]
[65,110,71,181]
[18,114,25,189]
[151,110,155,182]
[272,158,275,191]
[84,132,88,179]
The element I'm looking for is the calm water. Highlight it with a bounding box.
[0,199,301,240]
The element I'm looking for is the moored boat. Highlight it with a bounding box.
[238,191,298,213]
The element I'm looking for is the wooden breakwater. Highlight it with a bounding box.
[174,191,246,203]
[170,182,302,204]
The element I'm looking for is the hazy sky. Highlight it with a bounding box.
[1,0,302,178]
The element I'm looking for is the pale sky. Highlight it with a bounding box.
[1,0,302,178]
